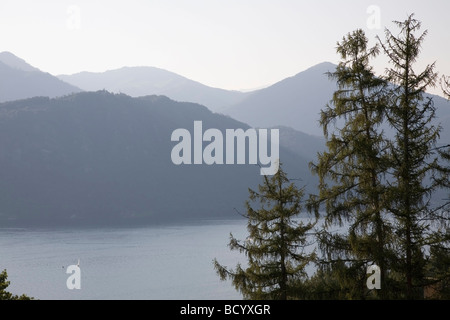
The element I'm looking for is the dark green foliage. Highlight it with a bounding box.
[302,260,369,300]
[0,269,33,300]
[424,244,450,299]
[213,164,316,300]
[441,75,450,100]
[378,14,450,299]
[308,28,394,299]
[307,15,450,299]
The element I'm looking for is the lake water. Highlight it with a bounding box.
[0,219,251,300]
[0,217,322,300]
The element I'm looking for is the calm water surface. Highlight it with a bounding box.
[0,220,249,300]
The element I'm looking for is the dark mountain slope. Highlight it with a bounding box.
[224,62,337,136]
[0,91,315,227]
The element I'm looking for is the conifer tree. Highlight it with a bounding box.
[213,163,316,300]
[441,75,450,100]
[308,29,394,299]
[423,69,450,299]
[378,14,450,299]
[0,269,33,300]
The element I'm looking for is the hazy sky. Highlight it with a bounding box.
[1,0,449,94]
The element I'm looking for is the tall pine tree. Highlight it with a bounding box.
[213,163,316,300]
[308,29,394,299]
[378,14,450,299]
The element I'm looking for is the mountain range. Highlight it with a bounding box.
[57,59,450,141]
[0,91,314,227]
[0,51,82,103]
[223,62,338,136]
[58,67,249,112]
[56,61,338,136]
[0,51,448,227]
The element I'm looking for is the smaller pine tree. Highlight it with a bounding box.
[0,269,33,300]
[213,163,317,300]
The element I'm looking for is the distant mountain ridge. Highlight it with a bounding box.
[223,62,338,136]
[0,51,40,72]
[3,52,449,141]
[223,61,450,142]
[1,51,448,153]
[58,66,249,112]
[0,51,82,103]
